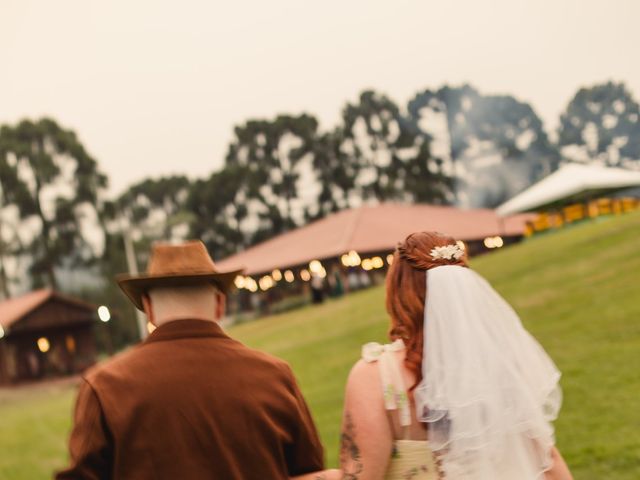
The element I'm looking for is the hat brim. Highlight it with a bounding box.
[116,269,244,311]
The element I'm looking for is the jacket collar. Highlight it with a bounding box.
[144,318,230,343]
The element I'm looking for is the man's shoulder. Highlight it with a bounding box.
[84,336,294,387]
[82,343,146,385]
[227,340,294,381]
[241,344,291,371]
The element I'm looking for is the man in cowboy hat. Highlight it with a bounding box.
[56,241,325,479]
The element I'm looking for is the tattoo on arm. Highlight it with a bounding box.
[339,412,364,480]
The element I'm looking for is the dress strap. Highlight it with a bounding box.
[362,340,412,436]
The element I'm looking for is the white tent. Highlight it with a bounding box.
[496,163,640,216]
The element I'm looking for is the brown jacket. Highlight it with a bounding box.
[56,319,324,479]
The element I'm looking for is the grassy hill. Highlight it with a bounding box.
[1,211,639,479]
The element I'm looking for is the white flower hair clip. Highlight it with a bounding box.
[430,244,464,261]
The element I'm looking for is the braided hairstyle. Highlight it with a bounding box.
[386,231,469,392]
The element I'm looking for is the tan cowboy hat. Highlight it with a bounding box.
[117,240,244,310]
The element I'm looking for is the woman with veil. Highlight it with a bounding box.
[295,231,572,480]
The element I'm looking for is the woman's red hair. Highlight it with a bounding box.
[385,231,469,391]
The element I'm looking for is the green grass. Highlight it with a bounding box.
[0,381,76,479]
[1,211,639,479]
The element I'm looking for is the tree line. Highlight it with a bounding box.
[0,80,639,320]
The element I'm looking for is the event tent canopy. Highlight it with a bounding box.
[216,203,532,276]
[496,163,640,216]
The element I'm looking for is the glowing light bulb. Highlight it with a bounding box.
[37,337,50,353]
[98,306,111,322]
[309,260,323,273]
[348,250,361,266]
[246,278,258,292]
[234,275,246,289]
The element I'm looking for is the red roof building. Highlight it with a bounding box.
[0,289,98,384]
[217,203,533,277]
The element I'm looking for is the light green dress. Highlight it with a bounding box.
[362,340,444,480]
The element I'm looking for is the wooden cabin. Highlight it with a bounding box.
[0,289,98,384]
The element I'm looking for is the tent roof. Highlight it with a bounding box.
[0,289,97,331]
[216,203,532,276]
[497,163,640,216]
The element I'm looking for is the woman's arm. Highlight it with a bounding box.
[338,359,393,480]
[294,360,391,480]
[544,446,573,480]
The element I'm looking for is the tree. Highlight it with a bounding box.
[339,90,452,205]
[408,85,559,207]
[186,166,250,259]
[116,176,193,239]
[0,206,25,298]
[108,175,194,273]
[307,128,356,219]
[558,81,640,168]
[0,118,108,289]
[224,114,320,243]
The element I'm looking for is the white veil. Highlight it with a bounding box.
[414,265,561,479]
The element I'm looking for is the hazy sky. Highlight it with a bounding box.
[2,0,639,195]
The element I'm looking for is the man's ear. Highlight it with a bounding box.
[215,292,226,320]
[142,294,155,325]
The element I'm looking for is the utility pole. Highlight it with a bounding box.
[0,215,11,300]
[121,217,148,341]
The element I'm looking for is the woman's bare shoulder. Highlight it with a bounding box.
[346,357,382,394]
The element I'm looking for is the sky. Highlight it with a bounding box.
[1,0,639,196]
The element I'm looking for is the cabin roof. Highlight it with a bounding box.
[0,289,97,330]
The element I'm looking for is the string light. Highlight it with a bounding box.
[300,269,311,281]
[362,259,373,271]
[386,254,394,265]
[371,256,384,269]
[246,278,258,292]
[284,270,295,283]
[341,250,361,267]
[483,236,504,249]
[271,269,282,281]
[309,260,323,273]
[234,275,246,289]
[259,275,274,291]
